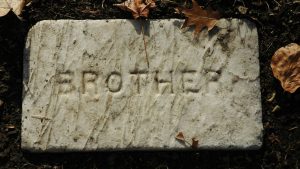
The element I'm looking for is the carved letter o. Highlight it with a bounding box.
[106,72,122,92]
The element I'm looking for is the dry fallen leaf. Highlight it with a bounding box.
[175,0,221,36]
[0,0,31,17]
[268,133,280,144]
[271,43,300,93]
[175,132,185,142]
[237,6,248,14]
[176,132,199,148]
[191,138,199,148]
[114,0,156,19]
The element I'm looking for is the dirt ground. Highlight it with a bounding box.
[0,0,299,168]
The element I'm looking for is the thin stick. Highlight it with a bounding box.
[101,0,105,8]
[141,21,150,68]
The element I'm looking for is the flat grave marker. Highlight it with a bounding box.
[22,19,263,151]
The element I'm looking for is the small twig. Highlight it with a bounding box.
[101,0,106,8]
[271,105,280,113]
[267,92,276,102]
[272,0,281,7]
[288,126,298,131]
[141,21,150,68]
[265,1,271,13]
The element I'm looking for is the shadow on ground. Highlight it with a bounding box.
[0,1,299,168]
[23,150,262,169]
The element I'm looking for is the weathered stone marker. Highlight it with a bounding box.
[22,19,263,151]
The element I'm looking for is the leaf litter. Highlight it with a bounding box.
[175,0,221,37]
[271,43,300,93]
[113,0,156,19]
[175,132,199,148]
[0,0,31,18]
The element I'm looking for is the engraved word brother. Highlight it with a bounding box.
[56,68,202,100]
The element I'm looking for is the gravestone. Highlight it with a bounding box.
[22,19,263,151]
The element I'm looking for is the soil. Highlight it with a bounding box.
[0,0,299,168]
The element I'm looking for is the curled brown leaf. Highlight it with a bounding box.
[175,132,185,142]
[271,43,300,93]
[113,0,156,19]
[175,0,221,36]
[0,0,31,17]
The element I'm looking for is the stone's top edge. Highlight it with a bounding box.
[28,18,257,37]
[29,18,256,27]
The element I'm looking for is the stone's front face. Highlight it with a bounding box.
[22,19,262,151]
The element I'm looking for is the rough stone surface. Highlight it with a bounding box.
[22,19,263,151]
